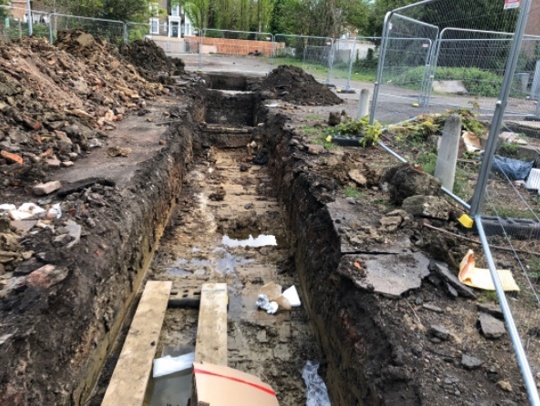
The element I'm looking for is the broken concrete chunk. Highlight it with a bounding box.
[348,169,367,187]
[478,312,506,339]
[338,251,431,299]
[428,260,477,299]
[379,215,403,231]
[402,195,451,220]
[429,324,450,341]
[461,354,483,370]
[476,303,503,320]
[380,163,441,205]
[32,181,62,196]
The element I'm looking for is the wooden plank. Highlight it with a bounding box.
[195,283,228,366]
[101,280,172,406]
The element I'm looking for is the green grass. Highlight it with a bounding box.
[344,186,363,199]
[392,67,503,97]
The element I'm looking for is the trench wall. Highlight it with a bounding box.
[0,102,202,405]
[261,111,421,405]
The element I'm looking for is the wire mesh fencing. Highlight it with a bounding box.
[190,29,274,74]
[49,13,124,45]
[328,37,379,95]
[0,5,48,41]
[124,22,150,44]
[371,0,540,403]
[273,34,334,84]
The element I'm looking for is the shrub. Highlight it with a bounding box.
[392,66,502,97]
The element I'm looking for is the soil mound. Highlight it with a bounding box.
[120,39,185,81]
[0,32,168,185]
[259,65,342,106]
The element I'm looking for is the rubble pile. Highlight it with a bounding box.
[0,31,169,185]
[120,39,185,81]
[257,65,342,106]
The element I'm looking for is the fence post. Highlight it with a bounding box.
[369,11,393,124]
[198,29,202,70]
[26,0,33,36]
[123,22,128,44]
[326,39,334,85]
[469,0,534,216]
[356,89,370,119]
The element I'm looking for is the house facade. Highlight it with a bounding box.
[150,1,194,38]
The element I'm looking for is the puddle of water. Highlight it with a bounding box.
[146,346,194,406]
[221,234,277,248]
[165,268,191,276]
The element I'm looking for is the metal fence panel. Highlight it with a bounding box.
[329,37,380,94]
[273,34,334,84]
[0,6,48,41]
[124,22,150,44]
[188,29,274,74]
[371,13,439,124]
[49,13,124,45]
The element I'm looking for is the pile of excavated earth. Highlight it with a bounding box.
[254,64,343,106]
[0,30,536,406]
[0,30,170,186]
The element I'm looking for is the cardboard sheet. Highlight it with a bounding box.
[192,362,279,406]
[459,250,520,292]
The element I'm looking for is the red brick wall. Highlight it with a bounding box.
[184,36,283,57]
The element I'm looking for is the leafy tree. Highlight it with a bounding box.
[183,0,210,29]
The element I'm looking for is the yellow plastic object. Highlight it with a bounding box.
[458,213,474,228]
[412,102,420,107]
[326,135,333,143]
[459,250,520,291]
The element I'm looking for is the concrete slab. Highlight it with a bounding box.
[340,251,431,298]
[432,80,468,95]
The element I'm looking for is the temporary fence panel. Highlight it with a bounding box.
[124,22,151,44]
[329,37,380,94]
[195,29,274,74]
[0,6,37,41]
[273,34,334,84]
[49,14,124,45]
[370,13,439,125]
[427,28,540,118]
[371,0,540,403]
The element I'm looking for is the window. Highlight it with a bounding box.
[150,18,159,35]
[171,5,180,17]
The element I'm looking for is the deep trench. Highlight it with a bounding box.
[86,73,398,406]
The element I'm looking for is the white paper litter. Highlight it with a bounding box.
[282,285,301,307]
[9,203,46,220]
[153,352,195,378]
[256,294,279,314]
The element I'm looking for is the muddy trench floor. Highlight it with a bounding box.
[90,146,320,405]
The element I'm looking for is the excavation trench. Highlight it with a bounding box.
[83,74,403,406]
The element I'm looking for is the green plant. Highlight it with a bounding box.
[344,186,362,199]
[331,116,382,147]
[498,142,521,158]
[392,67,503,98]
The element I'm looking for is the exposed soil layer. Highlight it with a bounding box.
[254,65,343,106]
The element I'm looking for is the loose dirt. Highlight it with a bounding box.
[254,64,343,106]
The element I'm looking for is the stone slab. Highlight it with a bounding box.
[341,251,431,298]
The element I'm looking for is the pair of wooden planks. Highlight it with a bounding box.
[101,281,228,406]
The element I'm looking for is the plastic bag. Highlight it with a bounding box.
[302,361,331,406]
[492,155,533,181]
[153,352,195,378]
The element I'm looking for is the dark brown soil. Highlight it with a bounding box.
[255,65,343,106]
[120,39,185,81]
